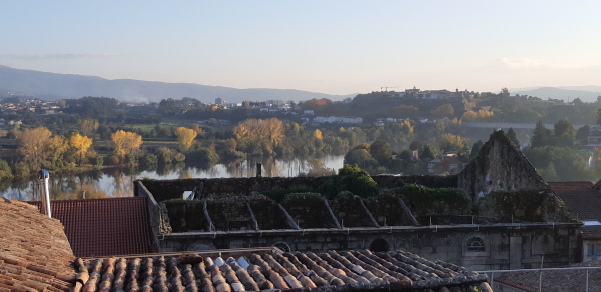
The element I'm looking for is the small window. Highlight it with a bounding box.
[587,243,594,256]
[596,243,601,256]
[467,236,486,252]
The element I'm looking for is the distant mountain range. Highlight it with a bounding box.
[512,86,601,103]
[0,65,353,104]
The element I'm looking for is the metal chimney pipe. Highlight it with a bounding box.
[39,169,51,218]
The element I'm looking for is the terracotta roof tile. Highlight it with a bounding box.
[0,198,76,291]
[76,249,490,291]
[29,197,153,258]
[548,181,601,220]
[582,226,601,240]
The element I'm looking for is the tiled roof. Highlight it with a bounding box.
[582,226,601,240]
[494,260,601,292]
[0,198,76,291]
[29,197,153,257]
[74,250,490,292]
[548,181,601,220]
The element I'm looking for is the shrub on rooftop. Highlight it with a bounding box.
[319,164,377,199]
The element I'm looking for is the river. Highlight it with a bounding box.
[0,155,345,201]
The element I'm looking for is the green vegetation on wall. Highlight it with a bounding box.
[380,184,469,218]
[319,164,378,199]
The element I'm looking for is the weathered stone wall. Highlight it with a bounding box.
[136,177,329,202]
[158,223,581,270]
[366,195,415,226]
[134,181,161,252]
[330,192,376,227]
[281,193,337,229]
[136,175,459,203]
[373,174,458,189]
[247,197,287,230]
[163,200,208,232]
[457,131,548,201]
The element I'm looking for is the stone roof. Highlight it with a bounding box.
[494,260,601,292]
[29,197,153,257]
[73,250,491,292]
[548,181,601,221]
[0,198,76,291]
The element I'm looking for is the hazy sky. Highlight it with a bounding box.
[1,1,600,95]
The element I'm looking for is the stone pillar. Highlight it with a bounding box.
[510,236,522,269]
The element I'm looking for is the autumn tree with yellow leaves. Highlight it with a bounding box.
[70,134,93,165]
[175,127,198,151]
[47,135,71,169]
[313,129,323,140]
[460,109,494,122]
[439,133,470,152]
[233,118,284,155]
[17,127,53,171]
[111,130,143,162]
[76,119,99,137]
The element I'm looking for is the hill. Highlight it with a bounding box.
[513,86,601,102]
[0,65,353,103]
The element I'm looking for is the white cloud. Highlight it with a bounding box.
[497,58,548,69]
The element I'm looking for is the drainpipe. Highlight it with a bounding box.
[39,169,51,218]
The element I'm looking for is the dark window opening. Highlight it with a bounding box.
[369,238,390,252]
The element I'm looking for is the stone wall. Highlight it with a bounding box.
[136,177,329,202]
[158,223,581,270]
[330,192,377,228]
[136,175,461,203]
[457,131,548,201]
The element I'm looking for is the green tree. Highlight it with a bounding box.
[369,140,392,163]
[531,121,551,148]
[344,148,377,169]
[575,125,590,143]
[554,120,575,147]
[507,128,520,146]
[420,144,438,160]
[0,160,13,180]
[319,164,377,199]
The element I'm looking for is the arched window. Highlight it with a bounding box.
[466,236,486,252]
[272,242,291,253]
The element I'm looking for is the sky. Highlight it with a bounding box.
[1,1,600,95]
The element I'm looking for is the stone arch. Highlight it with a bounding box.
[369,238,390,252]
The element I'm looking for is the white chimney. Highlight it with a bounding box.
[39,169,51,218]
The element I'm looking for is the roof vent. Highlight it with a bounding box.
[39,169,51,218]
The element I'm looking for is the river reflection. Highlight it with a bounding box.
[0,155,344,201]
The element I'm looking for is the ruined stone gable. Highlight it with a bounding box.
[457,130,548,202]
